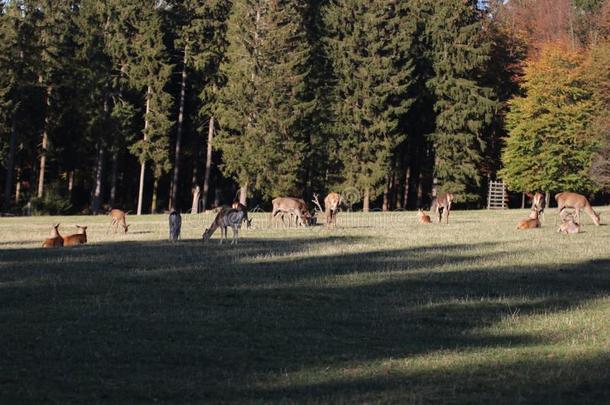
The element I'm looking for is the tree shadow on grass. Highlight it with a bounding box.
[0,237,609,403]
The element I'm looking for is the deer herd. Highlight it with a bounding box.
[40,190,602,247]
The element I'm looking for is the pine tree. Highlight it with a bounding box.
[424,0,496,202]
[215,0,314,201]
[323,0,416,210]
[499,43,599,193]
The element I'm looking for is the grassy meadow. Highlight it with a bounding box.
[1,208,609,403]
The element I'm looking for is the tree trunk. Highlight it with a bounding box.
[37,84,52,198]
[151,175,159,213]
[363,188,370,212]
[191,185,200,214]
[68,170,74,195]
[91,144,104,214]
[201,116,214,211]
[239,183,248,205]
[15,167,21,204]
[382,175,390,211]
[545,192,551,209]
[137,86,152,215]
[110,153,118,206]
[2,115,17,211]
[403,167,410,209]
[170,44,189,211]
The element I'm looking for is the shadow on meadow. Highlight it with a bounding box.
[1,236,609,403]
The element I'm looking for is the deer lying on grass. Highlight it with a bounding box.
[557,215,580,234]
[430,192,454,224]
[270,197,311,228]
[42,224,64,248]
[516,209,541,230]
[203,207,246,244]
[555,192,600,226]
[417,209,432,224]
[231,201,252,229]
[108,209,130,233]
[169,211,182,242]
[64,225,88,246]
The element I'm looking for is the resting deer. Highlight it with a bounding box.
[430,192,454,224]
[203,207,246,244]
[516,209,541,230]
[231,201,252,228]
[270,197,311,228]
[557,215,580,234]
[555,192,600,226]
[169,211,182,242]
[42,224,64,248]
[64,225,88,246]
[417,209,432,224]
[108,209,130,234]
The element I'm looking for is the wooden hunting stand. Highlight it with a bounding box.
[487,180,508,209]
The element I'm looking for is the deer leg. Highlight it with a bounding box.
[232,226,238,245]
[445,204,451,224]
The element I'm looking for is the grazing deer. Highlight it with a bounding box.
[270,197,311,228]
[64,225,88,246]
[516,209,541,230]
[108,209,130,234]
[42,224,64,248]
[231,201,252,228]
[555,192,600,226]
[203,207,246,244]
[169,211,182,242]
[312,192,341,228]
[430,192,454,224]
[557,216,580,234]
[417,209,432,224]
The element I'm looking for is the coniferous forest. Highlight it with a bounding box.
[1,0,609,215]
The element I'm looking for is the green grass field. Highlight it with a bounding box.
[1,209,609,404]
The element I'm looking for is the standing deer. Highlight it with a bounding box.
[64,225,88,246]
[555,192,600,226]
[203,207,246,244]
[313,192,341,228]
[417,209,432,224]
[516,209,541,230]
[270,197,311,228]
[108,209,130,234]
[42,224,64,248]
[231,201,252,228]
[169,211,182,242]
[430,192,454,224]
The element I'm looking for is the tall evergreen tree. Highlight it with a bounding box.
[423,0,496,202]
[215,0,314,202]
[324,0,416,211]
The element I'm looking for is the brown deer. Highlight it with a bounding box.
[516,209,541,230]
[417,209,432,224]
[311,192,340,228]
[231,201,252,228]
[203,207,246,244]
[555,192,600,226]
[557,216,580,234]
[64,225,88,246]
[42,224,64,248]
[108,209,130,233]
[430,192,454,224]
[270,197,311,228]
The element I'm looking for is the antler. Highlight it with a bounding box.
[312,193,324,214]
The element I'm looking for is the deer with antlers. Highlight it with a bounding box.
[312,192,341,228]
[555,192,600,226]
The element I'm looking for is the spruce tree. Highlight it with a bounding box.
[424,0,496,202]
[323,1,416,210]
[215,0,314,201]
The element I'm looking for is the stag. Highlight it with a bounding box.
[555,192,600,226]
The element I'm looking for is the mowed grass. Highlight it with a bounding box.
[1,208,609,404]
